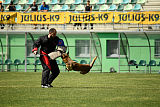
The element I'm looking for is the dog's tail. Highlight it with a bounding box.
[90,56,97,68]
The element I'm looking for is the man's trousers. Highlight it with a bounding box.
[40,55,60,85]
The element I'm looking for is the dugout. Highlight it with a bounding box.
[119,32,160,73]
[0,31,102,72]
[0,31,160,73]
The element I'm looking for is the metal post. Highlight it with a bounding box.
[25,32,27,72]
[0,39,3,72]
[118,33,120,73]
[144,32,151,73]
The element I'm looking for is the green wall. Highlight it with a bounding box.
[0,32,160,73]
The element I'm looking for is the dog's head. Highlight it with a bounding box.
[61,52,70,63]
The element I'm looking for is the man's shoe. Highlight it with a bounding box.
[48,84,53,88]
[41,85,48,88]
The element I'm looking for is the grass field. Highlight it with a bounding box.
[0,72,160,107]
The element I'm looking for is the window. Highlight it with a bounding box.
[75,40,90,57]
[155,39,160,57]
[107,40,126,57]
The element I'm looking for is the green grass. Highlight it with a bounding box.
[0,72,160,107]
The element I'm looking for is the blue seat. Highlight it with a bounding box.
[61,5,69,11]
[106,0,113,4]
[80,60,87,64]
[74,0,81,5]
[147,60,156,67]
[138,60,146,66]
[96,0,105,5]
[130,0,137,4]
[15,5,22,11]
[132,4,141,11]
[116,4,124,11]
[108,4,116,11]
[14,59,21,71]
[3,0,11,5]
[157,62,160,66]
[23,60,30,65]
[5,59,12,65]
[56,60,60,65]
[50,0,58,5]
[121,0,130,4]
[0,60,3,65]
[59,0,65,5]
[33,59,41,72]
[68,4,76,11]
[128,60,137,66]
[82,0,87,5]
[27,0,34,5]
[36,0,41,4]
[92,5,100,11]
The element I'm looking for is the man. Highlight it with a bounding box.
[32,28,65,88]
[24,1,38,29]
[40,2,49,29]
[84,0,93,30]
[0,1,5,29]
[6,1,16,30]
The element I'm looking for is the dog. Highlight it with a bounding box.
[61,53,97,74]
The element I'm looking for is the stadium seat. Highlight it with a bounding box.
[99,4,109,11]
[90,0,98,5]
[59,0,65,5]
[73,60,78,63]
[138,60,146,66]
[21,5,29,11]
[61,5,69,11]
[96,0,105,5]
[113,0,122,4]
[124,4,132,11]
[74,0,82,5]
[81,0,87,5]
[50,0,58,5]
[121,0,130,4]
[0,60,3,65]
[147,60,156,67]
[65,0,74,5]
[52,5,61,11]
[56,60,60,65]
[132,4,141,11]
[128,60,137,66]
[38,5,41,11]
[108,4,116,11]
[3,0,11,5]
[13,0,19,4]
[157,62,160,66]
[116,4,124,11]
[137,0,146,4]
[27,0,34,5]
[19,0,27,5]
[33,59,41,72]
[92,5,100,11]
[36,0,42,5]
[68,4,76,11]
[22,60,30,65]
[80,60,87,64]
[44,0,51,4]
[106,0,113,5]
[14,59,21,71]
[5,59,12,65]
[76,5,85,11]
[15,5,22,11]
[130,0,137,4]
